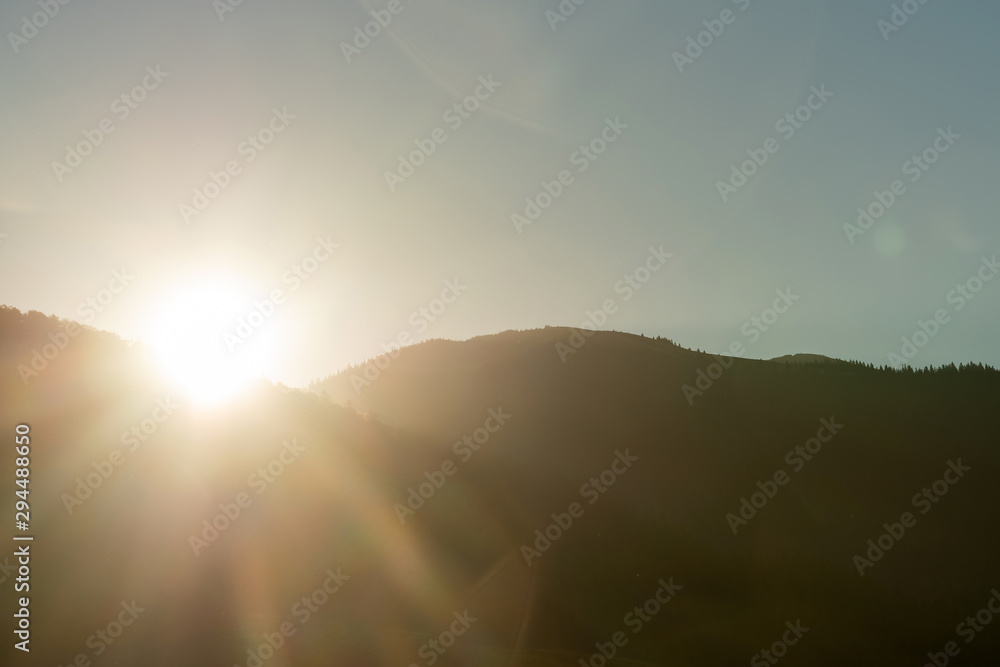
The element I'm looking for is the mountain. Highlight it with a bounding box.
[769,353,845,365]
[3,309,999,666]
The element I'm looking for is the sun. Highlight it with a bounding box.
[143,277,276,407]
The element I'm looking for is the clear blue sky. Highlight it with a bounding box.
[2,0,998,386]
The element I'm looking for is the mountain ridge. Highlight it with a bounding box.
[3,305,1000,664]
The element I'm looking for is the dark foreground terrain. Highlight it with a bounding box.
[2,305,999,666]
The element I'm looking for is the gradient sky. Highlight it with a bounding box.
[2,0,999,387]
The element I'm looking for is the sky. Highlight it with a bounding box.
[1,0,999,387]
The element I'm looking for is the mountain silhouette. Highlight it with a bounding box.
[769,353,845,365]
[2,307,999,666]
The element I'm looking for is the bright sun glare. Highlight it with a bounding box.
[143,278,275,407]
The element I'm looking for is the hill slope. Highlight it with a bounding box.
[313,327,1000,663]
[3,310,999,666]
